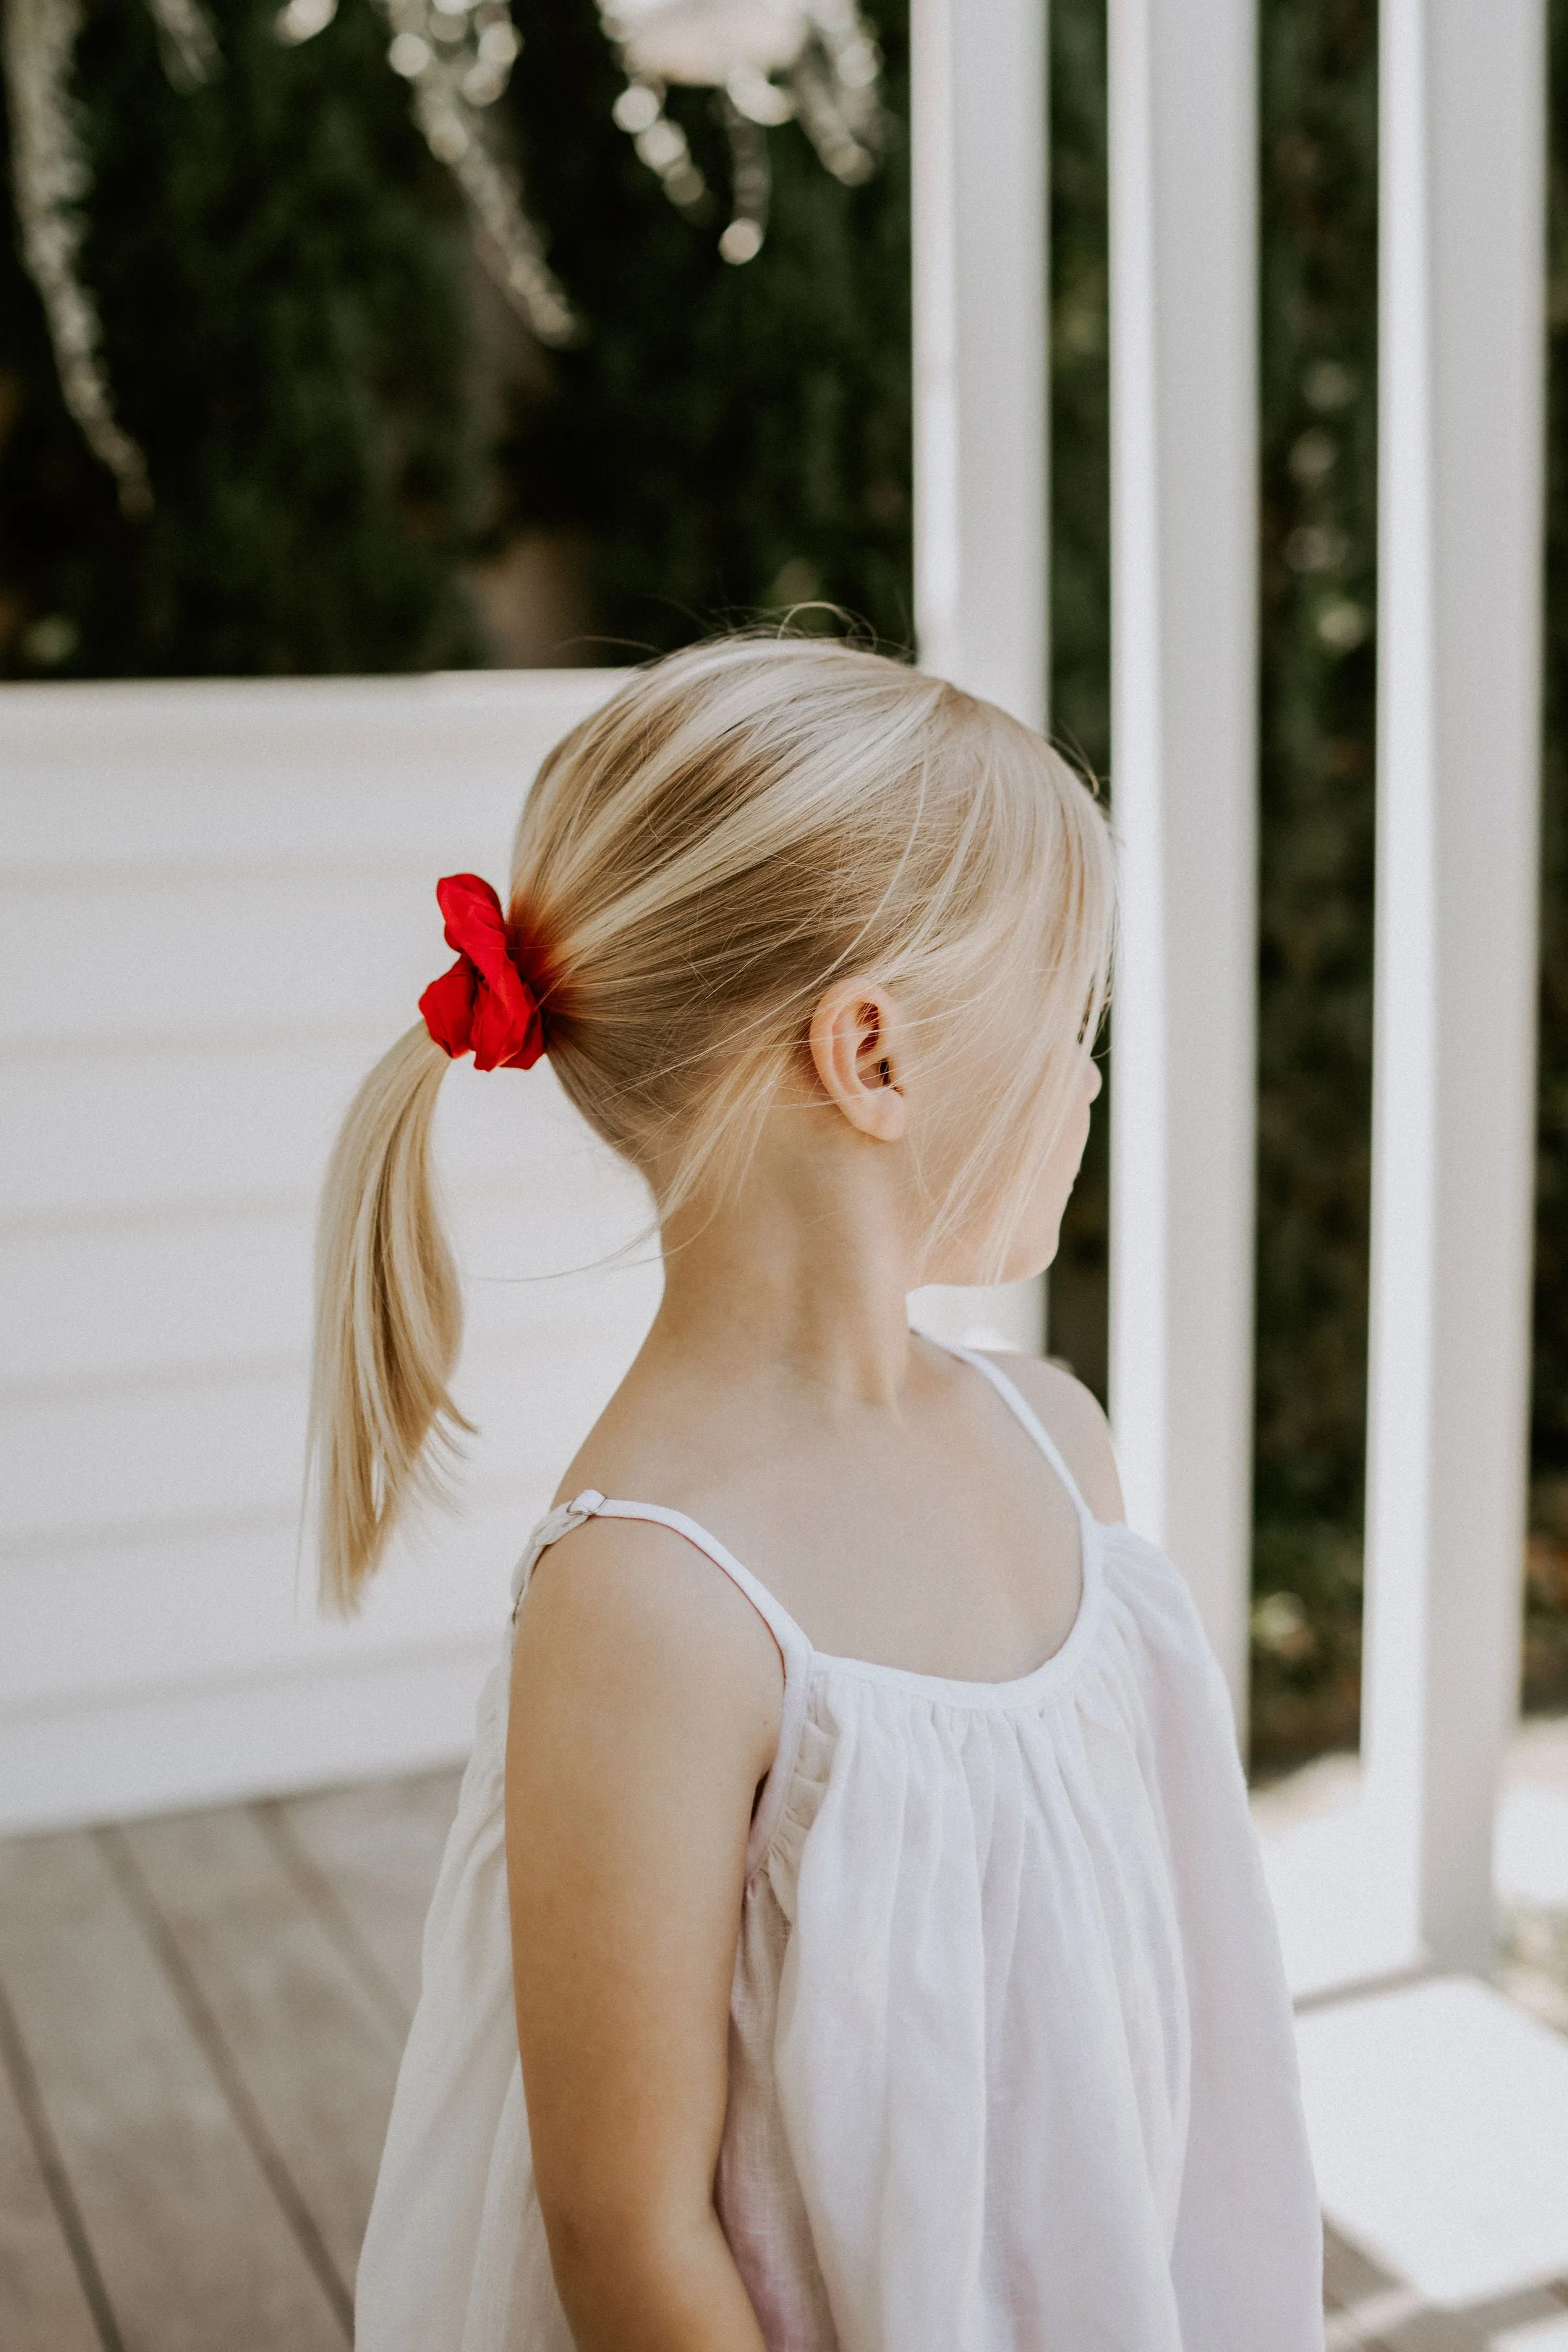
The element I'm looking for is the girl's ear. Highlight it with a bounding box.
[808,978,909,1142]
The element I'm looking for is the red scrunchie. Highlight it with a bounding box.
[418,874,547,1072]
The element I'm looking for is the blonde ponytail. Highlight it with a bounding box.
[308,1024,471,1612]
[308,632,1115,1614]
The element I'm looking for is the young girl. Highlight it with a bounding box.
[314,636,1324,2351]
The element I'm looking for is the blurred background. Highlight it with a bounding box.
[12,0,1557,1775]
[4,0,1568,2342]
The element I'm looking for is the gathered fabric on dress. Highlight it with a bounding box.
[355,1345,1324,2352]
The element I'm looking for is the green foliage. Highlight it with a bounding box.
[1526,0,1568,1713]
[0,0,916,666]
[0,0,483,675]
[495,0,913,651]
[1040,0,1111,1402]
[1249,0,1381,1766]
[1047,0,1111,787]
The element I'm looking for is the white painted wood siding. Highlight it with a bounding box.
[0,672,658,1833]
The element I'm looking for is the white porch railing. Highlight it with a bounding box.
[1105,0,1260,1732]
[905,0,1053,1364]
[911,0,1552,1998]
[1081,0,1563,2295]
[1083,0,1546,1998]
[1360,0,1546,1983]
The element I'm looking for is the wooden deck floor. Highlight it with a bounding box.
[0,1771,459,2351]
[0,1769,1563,2352]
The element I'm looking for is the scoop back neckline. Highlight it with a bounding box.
[800,1504,1104,1710]
[540,1339,1109,1714]
[789,1339,1106,1709]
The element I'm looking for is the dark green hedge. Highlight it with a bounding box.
[0,0,914,670]
[494,0,913,653]
[1525,0,1568,1723]
[3,0,1563,1765]
[0,0,485,674]
[1248,0,1381,1763]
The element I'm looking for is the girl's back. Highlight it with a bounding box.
[310,638,1324,2350]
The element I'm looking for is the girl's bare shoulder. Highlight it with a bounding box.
[512,1509,784,1770]
[977,1350,1126,1526]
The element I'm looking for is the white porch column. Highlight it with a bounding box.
[908,0,1049,1358]
[1105,0,1258,1725]
[909,0,1047,732]
[1360,0,1545,1975]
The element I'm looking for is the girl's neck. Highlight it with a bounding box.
[647,1145,921,1414]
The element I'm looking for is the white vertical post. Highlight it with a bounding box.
[910,0,1047,732]
[1360,0,1545,1975]
[909,0,1049,1358]
[1106,0,1258,1726]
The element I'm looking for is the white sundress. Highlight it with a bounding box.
[355,1343,1326,2352]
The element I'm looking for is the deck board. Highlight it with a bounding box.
[0,1991,106,2352]
[267,1767,463,2020]
[0,1763,1561,2351]
[117,1803,409,2304]
[0,1825,344,2352]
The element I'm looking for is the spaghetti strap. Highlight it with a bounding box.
[508,1486,814,1884]
[927,1338,1096,1526]
[593,1496,815,1674]
[510,1487,814,1678]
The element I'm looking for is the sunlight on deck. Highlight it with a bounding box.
[1299,1977,1568,2308]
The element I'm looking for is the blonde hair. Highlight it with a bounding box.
[308,634,1115,1610]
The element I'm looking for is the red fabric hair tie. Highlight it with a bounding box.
[418,874,547,1072]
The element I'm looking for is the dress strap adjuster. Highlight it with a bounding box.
[509,1488,606,1616]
